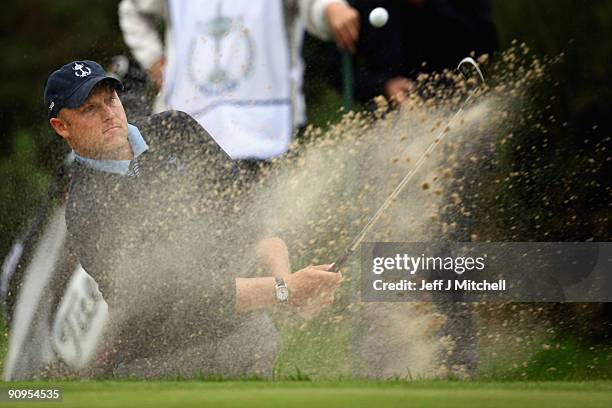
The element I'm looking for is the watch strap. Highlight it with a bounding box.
[274,277,286,288]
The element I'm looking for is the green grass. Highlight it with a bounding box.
[484,337,612,381]
[1,381,611,408]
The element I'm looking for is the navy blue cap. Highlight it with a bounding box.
[44,60,123,119]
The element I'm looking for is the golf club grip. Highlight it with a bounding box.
[330,251,352,272]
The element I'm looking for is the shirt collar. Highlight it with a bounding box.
[74,124,148,175]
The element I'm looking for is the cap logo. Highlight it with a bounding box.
[73,62,92,78]
[49,101,55,111]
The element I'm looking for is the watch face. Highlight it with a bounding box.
[277,286,289,302]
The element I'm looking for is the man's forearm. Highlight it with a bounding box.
[235,277,276,312]
[236,238,291,312]
[235,264,341,315]
[256,237,291,278]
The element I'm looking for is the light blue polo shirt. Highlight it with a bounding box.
[73,124,148,175]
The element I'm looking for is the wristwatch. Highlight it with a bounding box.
[274,277,289,303]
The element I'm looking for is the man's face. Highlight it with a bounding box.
[50,83,129,159]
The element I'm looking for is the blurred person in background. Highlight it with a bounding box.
[118,0,358,172]
[334,0,497,105]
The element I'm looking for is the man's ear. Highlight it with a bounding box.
[49,116,69,140]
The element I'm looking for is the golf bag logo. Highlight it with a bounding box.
[52,266,108,369]
[188,3,254,96]
[73,62,92,78]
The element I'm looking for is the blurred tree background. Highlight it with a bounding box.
[0,0,610,279]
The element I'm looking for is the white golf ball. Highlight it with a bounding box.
[369,7,389,28]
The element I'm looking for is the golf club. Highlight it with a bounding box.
[331,57,486,272]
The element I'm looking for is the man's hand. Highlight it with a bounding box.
[149,56,166,90]
[384,76,415,105]
[285,264,342,319]
[325,2,360,54]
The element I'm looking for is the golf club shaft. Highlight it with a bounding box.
[342,53,354,111]
[332,89,479,272]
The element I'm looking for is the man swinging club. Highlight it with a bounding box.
[44,60,341,378]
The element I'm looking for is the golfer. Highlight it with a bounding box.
[44,60,341,378]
